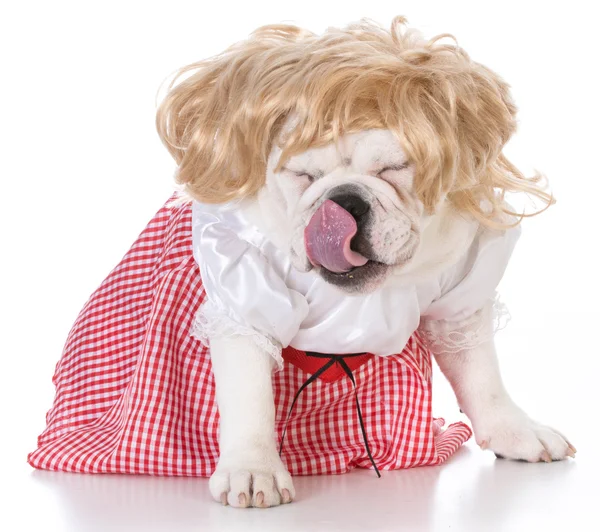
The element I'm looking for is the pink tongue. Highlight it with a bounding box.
[304,199,369,273]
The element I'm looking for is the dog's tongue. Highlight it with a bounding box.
[304,200,369,273]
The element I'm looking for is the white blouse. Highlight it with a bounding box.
[191,199,520,368]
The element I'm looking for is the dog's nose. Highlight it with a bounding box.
[329,193,370,220]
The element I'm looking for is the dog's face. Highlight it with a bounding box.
[260,129,425,293]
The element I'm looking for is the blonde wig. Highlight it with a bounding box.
[156,16,553,227]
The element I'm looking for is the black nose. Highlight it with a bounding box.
[329,193,370,220]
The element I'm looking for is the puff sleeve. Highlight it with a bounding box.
[420,223,521,353]
[191,201,309,369]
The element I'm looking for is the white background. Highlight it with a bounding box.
[2,1,599,530]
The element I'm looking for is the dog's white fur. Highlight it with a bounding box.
[207,130,573,508]
[208,335,294,508]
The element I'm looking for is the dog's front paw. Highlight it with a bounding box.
[209,444,295,508]
[472,402,576,462]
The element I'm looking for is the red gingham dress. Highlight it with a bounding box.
[28,198,471,476]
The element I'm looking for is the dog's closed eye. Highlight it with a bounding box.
[375,162,409,177]
[283,167,320,183]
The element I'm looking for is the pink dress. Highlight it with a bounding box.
[28,197,471,476]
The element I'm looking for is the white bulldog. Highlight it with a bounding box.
[156,17,574,508]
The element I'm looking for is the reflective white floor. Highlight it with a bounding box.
[9,440,595,532]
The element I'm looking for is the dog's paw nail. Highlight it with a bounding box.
[540,450,552,463]
[478,439,489,450]
[220,492,228,506]
[282,488,292,503]
[256,491,265,507]
[566,448,576,458]
[238,493,247,507]
[568,443,577,454]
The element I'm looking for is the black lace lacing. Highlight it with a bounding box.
[278,351,381,478]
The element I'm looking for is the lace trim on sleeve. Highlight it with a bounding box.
[419,293,510,354]
[192,298,284,371]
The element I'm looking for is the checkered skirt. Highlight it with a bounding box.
[28,198,471,476]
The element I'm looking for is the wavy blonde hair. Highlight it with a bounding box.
[156,16,553,227]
